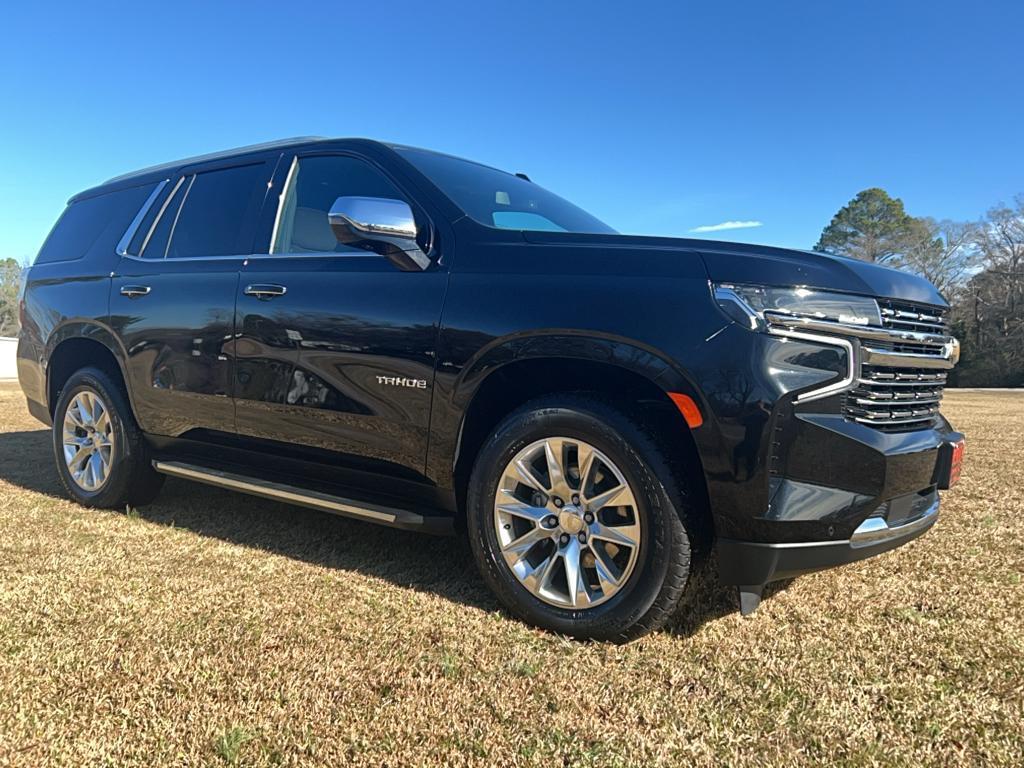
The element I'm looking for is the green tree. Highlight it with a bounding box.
[815,188,936,264]
[0,258,23,337]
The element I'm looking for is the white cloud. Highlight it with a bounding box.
[689,220,763,233]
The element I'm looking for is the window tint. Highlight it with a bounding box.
[126,181,172,255]
[272,155,407,254]
[166,163,266,258]
[35,184,155,265]
[492,211,566,232]
[139,177,188,259]
[395,147,615,234]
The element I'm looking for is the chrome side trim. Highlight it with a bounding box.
[765,311,950,347]
[849,498,940,548]
[269,156,298,253]
[863,347,955,370]
[768,327,858,403]
[115,179,169,256]
[137,176,185,257]
[162,175,195,259]
[152,460,425,527]
[122,253,250,263]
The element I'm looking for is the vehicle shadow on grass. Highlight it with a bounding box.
[0,427,791,640]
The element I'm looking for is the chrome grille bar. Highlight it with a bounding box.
[762,296,954,431]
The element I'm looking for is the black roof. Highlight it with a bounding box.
[103,136,329,184]
[70,136,338,202]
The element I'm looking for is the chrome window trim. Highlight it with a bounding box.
[269,156,298,254]
[115,179,169,257]
[162,175,195,259]
[121,253,251,263]
[137,176,185,257]
[767,327,859,403]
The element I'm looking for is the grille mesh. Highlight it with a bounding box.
[877,300,949,334]
[845,367,947,431]
[844,301,950,431]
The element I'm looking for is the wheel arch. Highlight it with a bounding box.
[447,334,712,532]
[44,324,133,420]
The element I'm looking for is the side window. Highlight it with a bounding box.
[271,155,407,254]
[35,184,154,265]
[138,177,188,258]
[165,163,267,258]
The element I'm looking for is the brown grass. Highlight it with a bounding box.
[0,382,1021,766]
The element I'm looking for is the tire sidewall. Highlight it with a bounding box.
[52,369,137,507]
[468,399,686,639]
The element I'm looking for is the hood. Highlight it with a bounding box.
[692,239,948,307]
[521,231,947,308]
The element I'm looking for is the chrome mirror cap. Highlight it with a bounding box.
[329,196,418,241]
[328,196,430,271]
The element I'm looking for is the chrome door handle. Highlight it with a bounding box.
[244,284,287,299]
[119,285,151,298]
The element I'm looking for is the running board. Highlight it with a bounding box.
[152,460,451,533]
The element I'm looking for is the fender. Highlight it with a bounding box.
[454,329,698,404]
[427,328,715,489]
[42,319,136,414]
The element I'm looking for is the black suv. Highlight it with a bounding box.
[17,138,965,640]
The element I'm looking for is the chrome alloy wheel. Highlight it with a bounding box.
[62,391,115,492]
[494,437,642,609]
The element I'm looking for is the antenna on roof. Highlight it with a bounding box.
[515,172,531,182]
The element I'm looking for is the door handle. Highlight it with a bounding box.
[119,285,151,298]
[244,284,287,300]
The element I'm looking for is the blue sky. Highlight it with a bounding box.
[2,1,1022,262]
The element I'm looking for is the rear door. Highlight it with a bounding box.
[110,155,277,437]
[232,150,448,480]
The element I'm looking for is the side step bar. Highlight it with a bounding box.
[152,460,451,534]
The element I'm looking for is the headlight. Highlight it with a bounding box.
[713,283,881,332]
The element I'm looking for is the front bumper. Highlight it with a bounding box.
[717,490,939,588]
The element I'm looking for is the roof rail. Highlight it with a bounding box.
[104,136,328,184]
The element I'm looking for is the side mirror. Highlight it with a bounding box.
[328,196,431,271]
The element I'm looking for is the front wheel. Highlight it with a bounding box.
[52,367,164,509]
[467,395,699,642]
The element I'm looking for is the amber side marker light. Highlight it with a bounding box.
[668,392,703,429]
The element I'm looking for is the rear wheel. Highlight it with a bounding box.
[468,394,698,641]
[52,367,164,509]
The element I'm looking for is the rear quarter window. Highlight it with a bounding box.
[35,184,156,266]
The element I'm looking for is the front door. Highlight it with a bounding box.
[110,156,276,437]
[233,151,448,480]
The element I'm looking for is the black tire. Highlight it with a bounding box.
[52,366,164,509]
[467,394,700,642]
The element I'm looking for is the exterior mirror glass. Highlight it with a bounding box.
[327,196,430,271]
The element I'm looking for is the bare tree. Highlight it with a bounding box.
[0,258,23,337]
[900,218,978,299]
[950,198,1024,387]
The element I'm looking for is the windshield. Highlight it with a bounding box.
[394,147,616,234]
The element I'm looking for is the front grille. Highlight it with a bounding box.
[762,294,954,432]
[844,301,951,431]
[845,366,947,431]
[878,300,949,335]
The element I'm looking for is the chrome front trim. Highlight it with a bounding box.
[863,347,955,370]
[765,311,950,347]
[152,460,425,527]
[849,498,940,548]
[115,179,169,257]
[768,327,858,403]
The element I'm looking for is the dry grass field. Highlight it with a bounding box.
[0,382,1021,767]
